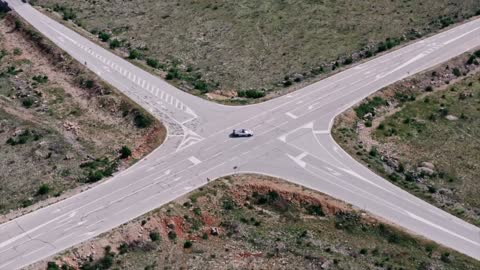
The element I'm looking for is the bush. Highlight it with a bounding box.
[86,170,104,183]
[32,75,48,83]
[146,58,160,68]
[425,85,433,92]
[133,111,153,128]
[441,252,451,263]
[47,262,60,270]
[183,240,193,248]
[452,68,461,77]
[237,89,265,99]
[359,248,368,255]
[223,199,236,210]
[98,31,111,42]
[369,147,378,157]
[305,204,325,216]
[149,231,161,242]
[13,48,22,55]
[109,39,121,49]
[22,98,34,108]
[193,80,209,92]
[85,80,94,89]
[128,49,141,59]
[354,96,386,118]
[119,146,132,159]
[168,231,177,240]
[37,183,51,195]
[62,8,76,21]
[118,242,129,254]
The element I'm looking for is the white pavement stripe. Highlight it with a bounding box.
[188,156,202,165]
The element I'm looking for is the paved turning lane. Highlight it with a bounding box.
[1,0,480,268]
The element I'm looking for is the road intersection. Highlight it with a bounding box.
[1,0,480,268]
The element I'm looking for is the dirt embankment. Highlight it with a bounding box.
[0,12,165,218]
[30,175,480,270]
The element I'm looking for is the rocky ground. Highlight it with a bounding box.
[33,0,480,103]
[0,11,165,216]
[31,175,480,270]
[333,50,480,226]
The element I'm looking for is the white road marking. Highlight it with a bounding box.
[406,211,480,247]
[286,112,298,119]
[188,156,202,165]
[443,26,480,45]
[287,153,307,168]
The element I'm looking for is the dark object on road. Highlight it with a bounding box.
[231,129,253,137]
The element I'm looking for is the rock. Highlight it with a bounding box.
[445,115,458,121]
[321,260,332,269]
[210,227,219,236]
[363,112,373,120]
[34,150,47,159]
[417,167,435,176]
[420,162,435,170]
[167,222,175,229]
[65,153,74,160]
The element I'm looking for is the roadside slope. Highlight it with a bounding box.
[0,11,165,218]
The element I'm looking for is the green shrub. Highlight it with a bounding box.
[183,240,193,248]
[62,8,76,21]
[354,96,386,118]
[119,146,132,159]
[98,31,111,42]
[168,231,177,240]
[109,39,121,49]
[118,242,129,254]
[146,58,160,68]
[128,49,142,59]
[47,262,60,270]
[193,80,209,92]
[452,68,461,77]
[37,183,51,195]
[425,86,433,92]
[237,89,265,99]
[223,199,236,210]
[149,231,161,242]
[32,75,48,83]
[86,170,104,183]
[440,17,454,28]
[305,204,325,216]
[133,111,153,128]
[85,80,94,89]
[193,207,202,216]
[22,98,34,108]
[13,48,22,55]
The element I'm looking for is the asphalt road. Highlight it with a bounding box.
[1,0,480,268]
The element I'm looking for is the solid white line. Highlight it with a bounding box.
[286,112,298,119]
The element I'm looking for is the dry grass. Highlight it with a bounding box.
[37,0,480,99]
